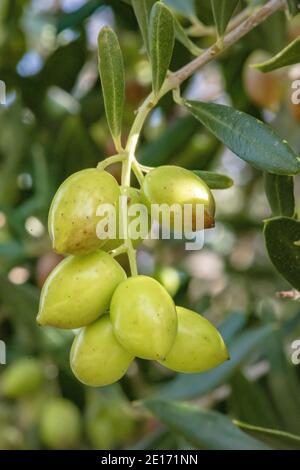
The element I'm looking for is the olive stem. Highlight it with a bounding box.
[119,0,285,278]
[125,0,285,159]
[109,244,127,258]
[97,154,126,171]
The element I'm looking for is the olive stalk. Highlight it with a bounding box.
[118,0,285,277]
[97,154,126,171]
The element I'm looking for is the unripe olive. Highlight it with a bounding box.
[0,357,44,399]
[0,426,25,450]
[85,399,135,449]
[37,251,126,329]
[39,398,81,449]
[159,306,229,373]
[243,51,284,111]
[141,166,215,231]
[102,187,147,252]
[48,169,120,255]
[110,276,178,360]
[70,315,134,387]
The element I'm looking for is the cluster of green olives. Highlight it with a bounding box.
[37,163,228,387]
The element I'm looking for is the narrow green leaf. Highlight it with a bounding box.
[264,174,295,217]
[253,36,300,72]
[158,323,273,400]
[184,100,300,175]
[193,170,233,189]
[286,0,300,18]
[173,16,202,56]
[235,421,300,450]
[139,115,199,166]
[98,27,125,146]
[264,217,300,290]
[131,0,156,54]
[229,372,279,429]
[211,0,239,38]
[264,328,300,434]
[163,0,196,19]
[143,400,270,450]
[149,2,175,95]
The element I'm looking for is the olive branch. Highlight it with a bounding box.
[98,0,287,276]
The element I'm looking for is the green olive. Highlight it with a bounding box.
[141,165,215,231]
[39,398,81,449]
[0,357,44,399]
[110,276,178,360]
[159,306,229,373]
[85,398,135,449]
[48,169,120,255]
[37,251,126,329]
[70,315,134,387]
[102,187,148,252]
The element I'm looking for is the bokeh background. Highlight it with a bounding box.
[0,0,300,450]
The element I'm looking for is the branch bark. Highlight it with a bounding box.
[171,0,286,87]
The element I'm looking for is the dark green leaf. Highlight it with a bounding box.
[264,217,300,290]
[286,0,300,18]
[149,2,175,95]
[131,0,156,54]
[229,372,279,429]
[235,421,300,450]
[143,400,270,450]
[265,328,300,434]
[98,27,125,146]
[163,0,196,18]
[254,36,300,72]
[139,115,199,165]
[264,174,295,217]
[158,322,273,400]
[211,0,239,38]
[193,170,233,189]
[184,100,300,175]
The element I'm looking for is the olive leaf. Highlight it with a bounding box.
[229,373,279,429]
[163,0,196,19]
[184,100,300,175]
[235,421,300,450]
[143,399,270,450]
[211,0,239,39]
[193,170,233,189]
[264,173,295,217]
[173,15,202,56]
[286,0,300,17]
[98,27,125,148]
[149,2,175,95]
[253,36,300,72]
[131,0,156,55]
[264,327,300,434]
[264,217,300,290]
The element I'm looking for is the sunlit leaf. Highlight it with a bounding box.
[98,27,125,147]
[149,2,175,95]
[131,0,156,54]
[253,36,300,72]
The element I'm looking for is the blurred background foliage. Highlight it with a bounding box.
[0,0,299,450]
